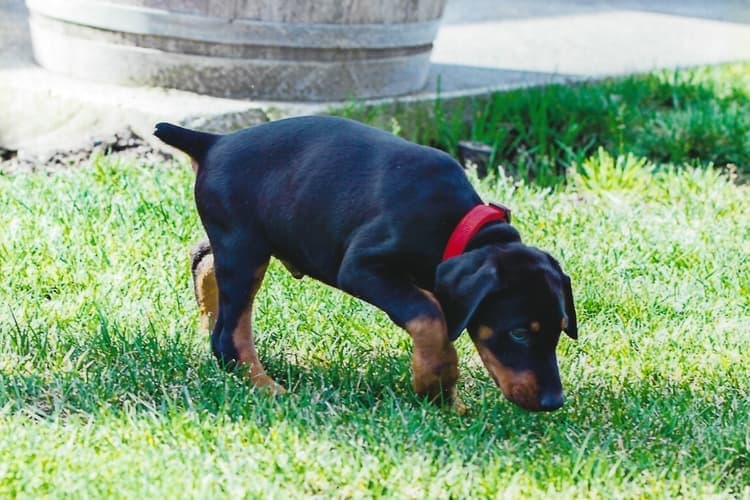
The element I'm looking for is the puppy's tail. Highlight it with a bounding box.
[153,122,219,170]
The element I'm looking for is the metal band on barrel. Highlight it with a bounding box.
[26,0,442,49]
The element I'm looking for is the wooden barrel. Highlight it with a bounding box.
[25,0,447,101]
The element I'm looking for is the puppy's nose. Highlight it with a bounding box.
[538,392,564,411]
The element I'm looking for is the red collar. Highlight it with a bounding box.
[442,203,512,261]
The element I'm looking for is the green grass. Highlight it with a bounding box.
[1,151,748,497]
[339,63,750,184]
[2,63,750,497]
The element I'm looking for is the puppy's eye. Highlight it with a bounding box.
[509,328,530,345]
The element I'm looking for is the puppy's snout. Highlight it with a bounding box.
[508,387,563,412]
[538,391,564,411]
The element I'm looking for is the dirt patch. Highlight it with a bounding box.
[0,127,175,174]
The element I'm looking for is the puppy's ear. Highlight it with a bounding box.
[435,248,502,340]
[561,273,578,340]
[545,253,578,340]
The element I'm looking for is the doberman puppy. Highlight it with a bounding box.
[154,116,577,412]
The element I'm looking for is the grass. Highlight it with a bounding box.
[339,63,750,184]
[1,64,749,497]
[1,154,748,497]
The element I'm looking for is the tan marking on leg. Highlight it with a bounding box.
[561,317,568,330]
[191,159,200,173]
[230,264,286,395]
[193,254,219,333]
[406,315,459,404]
[413,290,465,411]
[470,328,539,410]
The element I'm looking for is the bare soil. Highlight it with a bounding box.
[0,128,174,174]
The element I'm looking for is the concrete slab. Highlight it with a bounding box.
[1,0,749,160]
[436,2,750,76]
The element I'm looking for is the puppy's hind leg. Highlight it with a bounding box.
[190,239,218,333]
[209,233,284,394]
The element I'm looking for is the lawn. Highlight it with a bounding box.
[1,66,749,497]
[341,63,750,184]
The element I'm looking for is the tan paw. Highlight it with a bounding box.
[252,374,287,395]
[451,395,468,415]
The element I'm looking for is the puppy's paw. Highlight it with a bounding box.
[253,374,287,396]
[451,394,468,415]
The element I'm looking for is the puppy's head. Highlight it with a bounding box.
[435,243,577,411]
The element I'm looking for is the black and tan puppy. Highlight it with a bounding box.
[155,116,577,411]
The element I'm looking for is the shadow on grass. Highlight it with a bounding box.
[2,322,747,484]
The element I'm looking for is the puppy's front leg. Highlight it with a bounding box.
[406,308,460,405]
[338,255,460,407]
